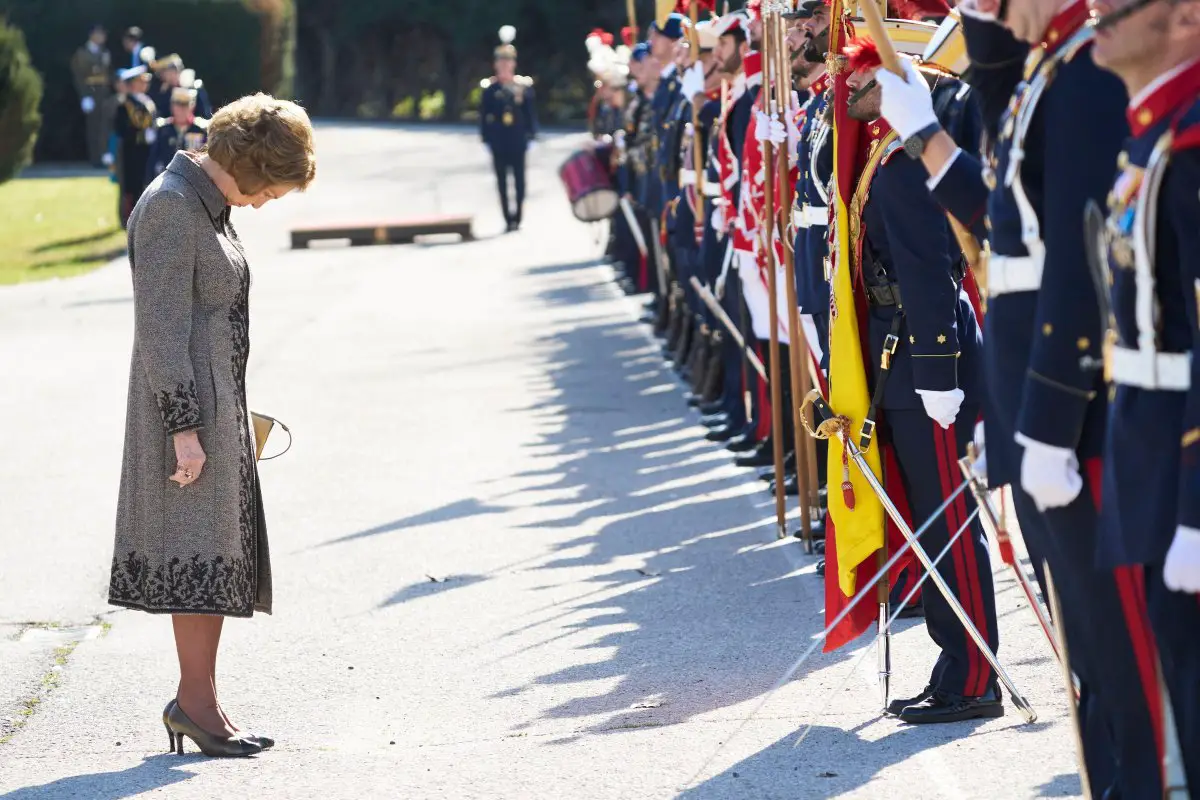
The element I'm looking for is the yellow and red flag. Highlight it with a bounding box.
[822,0,887,650]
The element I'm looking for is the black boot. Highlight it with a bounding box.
[896,687,1005,724]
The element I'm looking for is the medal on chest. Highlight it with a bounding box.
[1105,160,1144,272]
[502,110,514,126]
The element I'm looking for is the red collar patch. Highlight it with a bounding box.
[1040,0,1089,50]
[1128,58,1200,137]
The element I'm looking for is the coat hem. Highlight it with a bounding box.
[107,596,257,619]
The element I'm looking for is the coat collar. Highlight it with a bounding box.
[166,152,227,221]
[1127,57,1200,137]
[1040,0,1089,51]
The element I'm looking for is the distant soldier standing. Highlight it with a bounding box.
[70,24,114,167]
[113,65,158,227]
[480,25,538,233]
[145,87,209,185]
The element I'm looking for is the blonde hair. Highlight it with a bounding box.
[206,93,316,194]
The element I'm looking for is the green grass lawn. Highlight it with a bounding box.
[0,176,127,286]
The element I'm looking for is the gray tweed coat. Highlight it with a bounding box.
[109,152,272,617]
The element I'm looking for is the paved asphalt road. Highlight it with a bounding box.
[0,123,1081,798]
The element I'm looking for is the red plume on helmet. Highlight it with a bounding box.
[843,35,882,73]
[587,28,615,47]
[621,26,637,48]
[674,0,717,13]
[892,0,951,19]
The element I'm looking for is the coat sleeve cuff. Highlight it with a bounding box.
[961,15,1027,68]
[156,379,204,435]
[911,354,959,393]
[1180,431,1200,529]
[1015,370,1093,450]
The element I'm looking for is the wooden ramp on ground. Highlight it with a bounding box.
[290,215,474,249]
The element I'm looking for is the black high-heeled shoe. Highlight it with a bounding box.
[164,699,275,751]
[164,700,262,757]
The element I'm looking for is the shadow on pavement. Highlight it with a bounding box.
[0,755,196,799]
[675,722,989,799]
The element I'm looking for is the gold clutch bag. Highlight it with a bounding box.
[251,412,293,461]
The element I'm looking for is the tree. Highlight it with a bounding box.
[0,15,41,182]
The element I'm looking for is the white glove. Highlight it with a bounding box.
[1164,527,1200,594]
[614,129,626,148]
[754,110,787,146]
[1016,435,1083,511]
[81,96,95,113]
[101,152,114,167]
[956,0,999,21]
[527,139,535,153]
[715,271,727,300]
[875,57,937,141]
[970,420,988,481]
[680,62,705,100]
[784,95,803,152]
[144,128,157,144]
[711,204,725,232]
[916,388,964,430]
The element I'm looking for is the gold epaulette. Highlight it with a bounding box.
[193,117,210,130]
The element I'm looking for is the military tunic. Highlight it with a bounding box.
[145,117,209,185]
[480,76,538,226]
[1100,60,1200,790]
[113,92,158,227]
[70,42,114,166]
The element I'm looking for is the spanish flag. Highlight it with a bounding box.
[826,0,885,602]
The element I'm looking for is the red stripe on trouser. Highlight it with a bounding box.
[1083,457,1166,770]
[755,342,771,441]
[945,424,991,696]
[1113,565,1166,774]
[931,422,980,696]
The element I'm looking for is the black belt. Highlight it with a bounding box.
[860,312,904,451]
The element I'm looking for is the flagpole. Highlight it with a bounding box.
[761,2,789,541]
[771,3,818,552]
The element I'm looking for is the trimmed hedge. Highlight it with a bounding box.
[0,0,276,162]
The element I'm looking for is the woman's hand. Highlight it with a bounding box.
[170,430,206,487]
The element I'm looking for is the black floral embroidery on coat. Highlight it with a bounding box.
[108,551,254,616]
[225,219,259,581]
[156,379,203,433]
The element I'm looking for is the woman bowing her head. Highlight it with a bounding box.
[109,93,315,758]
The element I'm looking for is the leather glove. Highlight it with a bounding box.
[916,388,964,430]
[1164,526,1200,594]
[875,57,937,141]
[81,96,95,113]
[680,62,705,100]
[1016,435,1083,511]
[970,420,987,481]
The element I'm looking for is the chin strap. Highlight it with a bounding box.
[1090,0,1167,31]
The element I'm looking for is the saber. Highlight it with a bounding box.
[806,390,1038,723]
[682,473,974,791]
[958,449,1061,663]
[649,217,671,313]
[1045,569,1092,799]
[1083,199,1112,376]
[794,502,982,748]
[691,276,768,382]
[619,195,649,258]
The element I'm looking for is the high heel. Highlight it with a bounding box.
[165,698,275,751]
[164,722,176,753]
[165,700,262,757]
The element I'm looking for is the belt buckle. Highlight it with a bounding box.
[881,333,900,369]
[859,418,876,451]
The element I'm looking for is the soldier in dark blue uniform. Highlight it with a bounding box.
[145,87,209,185]
[875,1,1164,793]
[1089,0,1200,787]
[113,65,158,228]
[700,13,755,444]
[480,26,538,233]
[844,48,1000,724]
